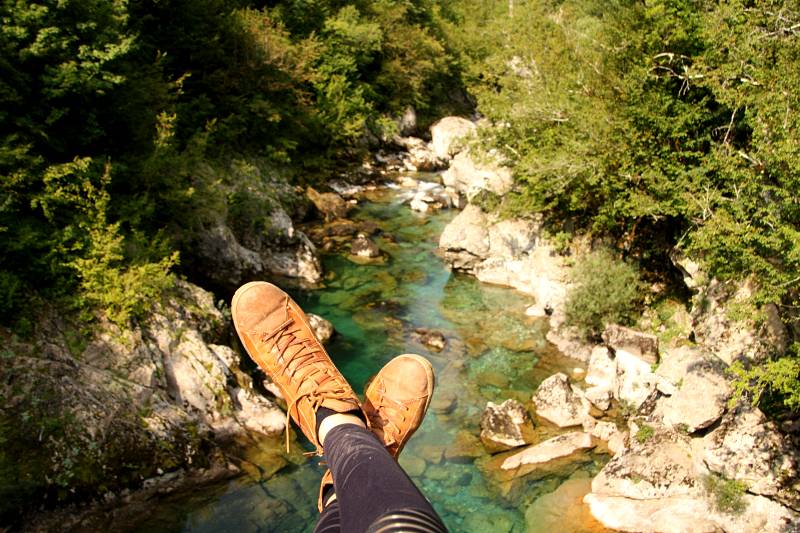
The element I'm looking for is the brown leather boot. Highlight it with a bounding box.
[318,354,435,511]
[232,281,364,455]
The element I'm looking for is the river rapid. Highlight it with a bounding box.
[130,185,610,533]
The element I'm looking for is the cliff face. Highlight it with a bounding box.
[0,279,284,523]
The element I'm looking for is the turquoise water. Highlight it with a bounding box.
[131,188,610,532]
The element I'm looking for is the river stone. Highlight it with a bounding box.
[661,357,729,433]
[394,136,443,171]
[431,389,457,415]
[350,233,380,258]
[603,324,659,365]
[399,455,427,477]
[480,399,535,453]
[533,373,590,428]
[702,406,800,508]
[442,151,513,199]
[501,431,594,471]
[306,186,351,220]
[307,313,334,344]
[430,116,476,159]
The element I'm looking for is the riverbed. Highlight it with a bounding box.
[131,185,610,532]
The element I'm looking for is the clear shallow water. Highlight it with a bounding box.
[132,188,611,533]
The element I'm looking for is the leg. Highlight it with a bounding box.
[323,423,447,533]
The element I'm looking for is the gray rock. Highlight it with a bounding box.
[307,313,335,344]
[442,151,513,199]
[307,186,351,220]
[430,116,477,159]
[501,432,594,470]
[702,406,799,508]
[603,324,659,365]
[394,136,444,171]
[532,373,590,428]
[661,357,730,433]
[438,205,490,269]
[480,399,535,453]
[350,233,380,258]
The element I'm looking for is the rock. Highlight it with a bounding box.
[661,357,730,433]
[396,106,418,137]
[654,345,702,394]
[584,494,719,533]
[438,204,490,269]
[444,430,485,463]
[410,191,433,212]
[590,421,619,442]
[585,492,800,533]
[307,313,334,344]
[327,180,363,198]
[591,429,698,500]
[431,390,457,415]
[231,386,285,435]
[603,324,659,365]
[525,474,607,533]
[585,346,616,394]
[615,348,658,409]
[533,373,590,428]
[399,454,427,477]
[480,399,536,453]
[430,116,477,159]
[306,186,351,220]
[501,432,594,471]
[394,136,444,171]
[414,328,446,351]
[702,406,799,508]
[608,431,627,455]
[679,267,789,365]
[585,387,613,411]
[441,151,513,199]
[350,233,380,258]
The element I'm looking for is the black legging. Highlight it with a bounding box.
[313,424,448,533]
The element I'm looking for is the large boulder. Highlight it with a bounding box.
[394,136,444,171]
[603,324,659,365]
[430,116,476,159]
[442,151,513,199]
[480,399,536,453]
[532,373,590,428]
[702,407,800,509]
[438,205,571,329]
[660,357,730,433]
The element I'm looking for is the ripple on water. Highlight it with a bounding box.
[130,187,610,533]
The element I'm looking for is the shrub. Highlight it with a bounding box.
[635,424,654,443]
[565,249,642,338]
[703,474,748,515]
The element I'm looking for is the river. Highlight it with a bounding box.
[130,184,610,532]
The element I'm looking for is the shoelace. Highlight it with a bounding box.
[368,383,411,449]
[261,317,351,453]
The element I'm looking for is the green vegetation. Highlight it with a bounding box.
[635,424,655,444]
[703,473,748,515]
[446,0,800,411]
[0,0,462,327]
[564,249,643,339]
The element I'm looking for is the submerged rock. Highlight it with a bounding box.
[480,399,536,453]
[501,432,594,472]
[350,233,381,258]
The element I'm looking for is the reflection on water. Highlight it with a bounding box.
[133,188,610,533]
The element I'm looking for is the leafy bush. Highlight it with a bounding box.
[634,424,655,443]
[703,474,748,515]
[729,344,800,412]
[565,249,642,338]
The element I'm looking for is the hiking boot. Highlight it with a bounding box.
[318,354,435,510]
[232,281,364,455]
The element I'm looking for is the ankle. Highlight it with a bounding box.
[318,413,365,447]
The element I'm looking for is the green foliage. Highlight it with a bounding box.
[730,344,800,412]
[635,424,655,444]
[565,249,643,338]
[703,474,748,515]
[449,0,800,410]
